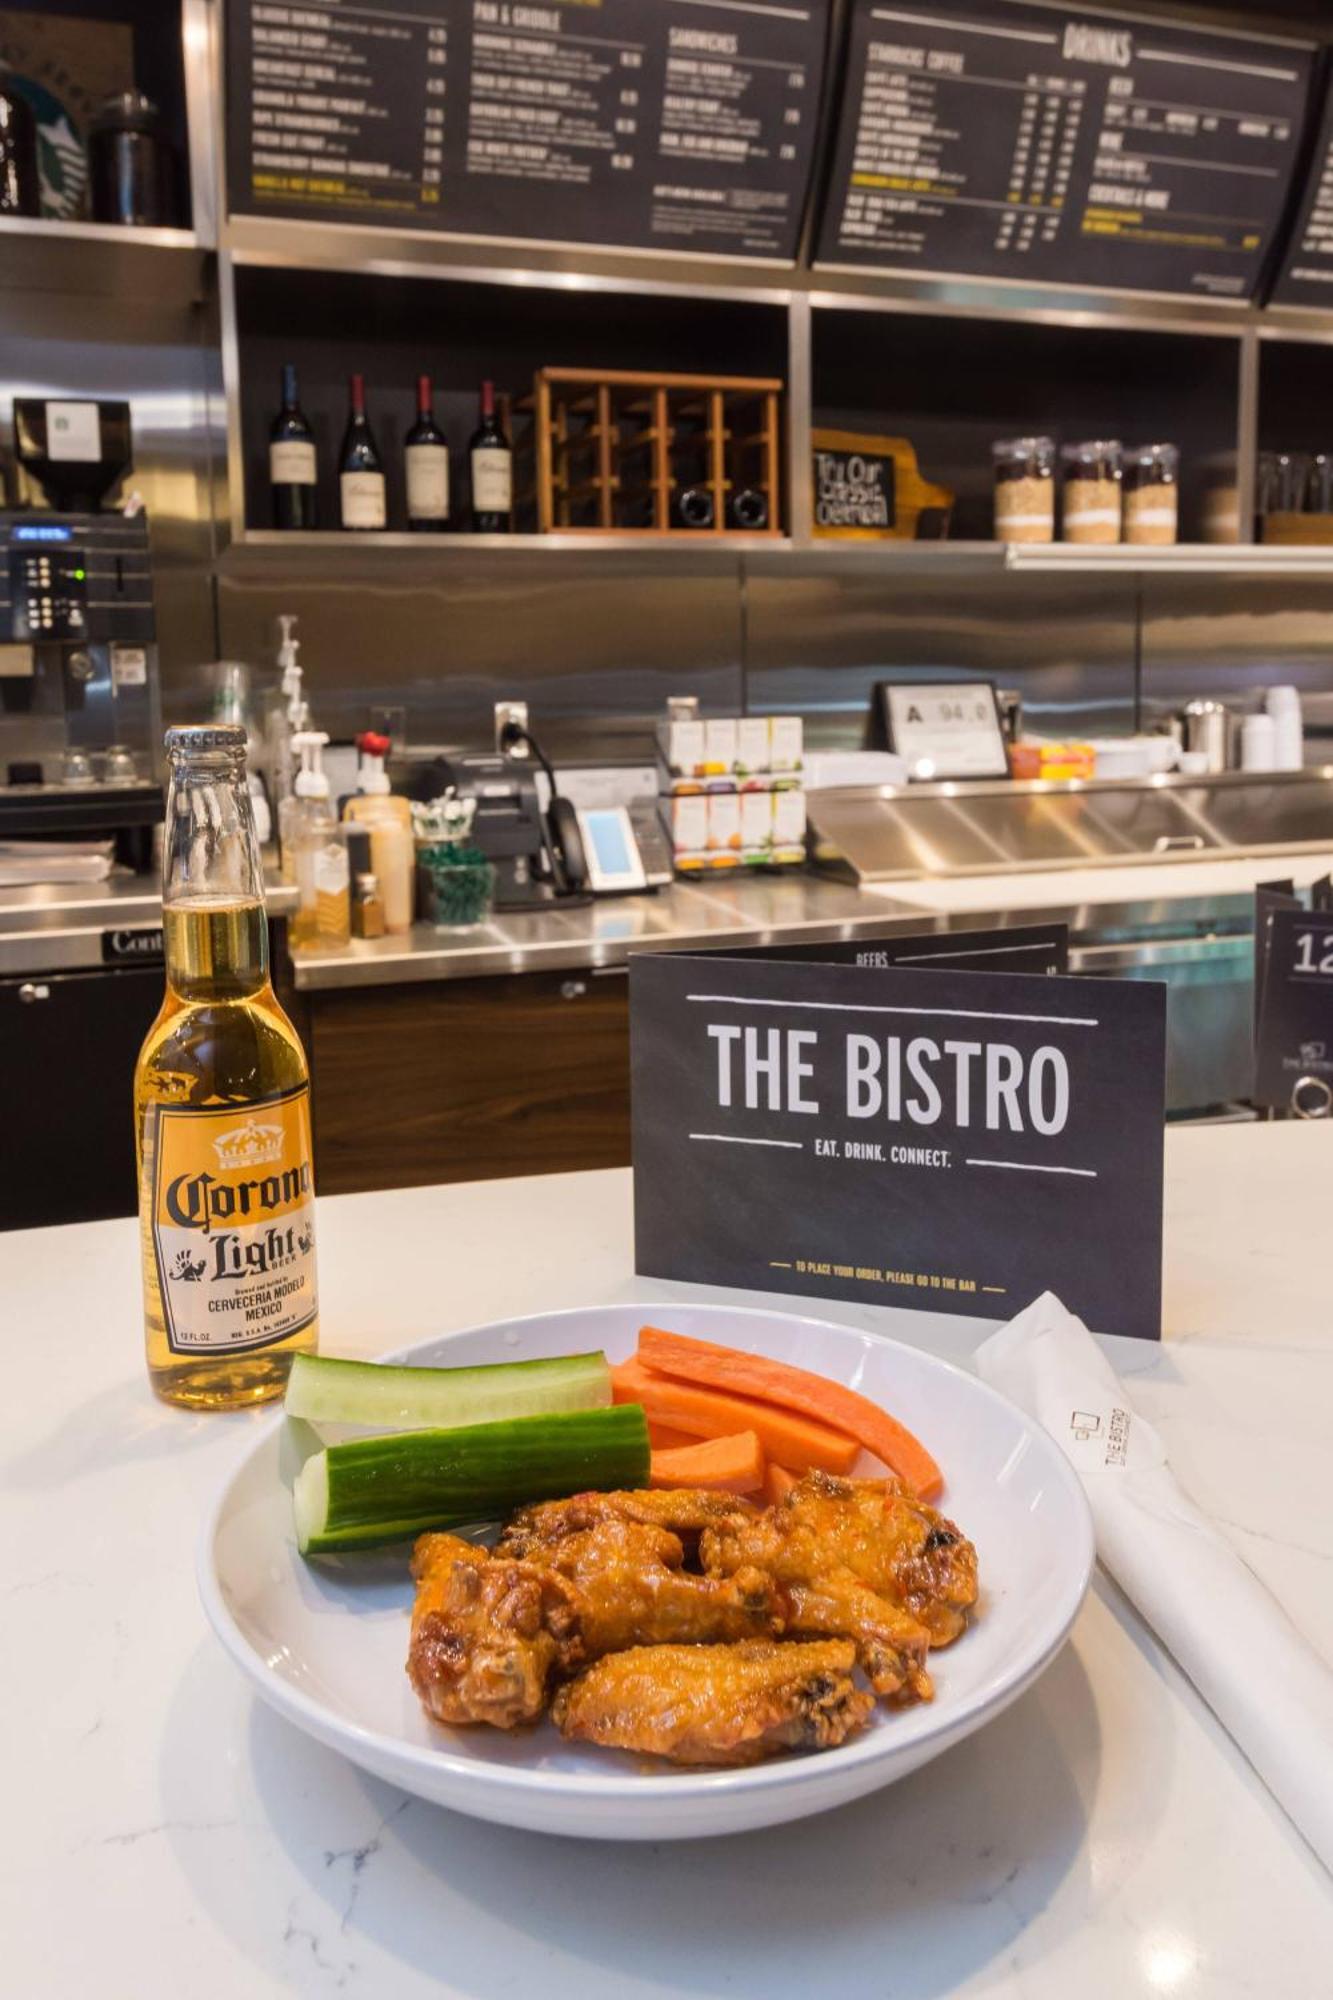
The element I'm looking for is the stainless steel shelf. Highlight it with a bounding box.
[222,214,797,307]
[749,540,1333,576]
[0,214,208,304]
[1002,542,1333,576]
[221,533,1333,577]
[215,213,1333,342]
[226,529,792,560]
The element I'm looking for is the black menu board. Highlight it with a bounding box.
[1271,75,1333,306]
[225,0,828,261]
[815,0,1312,301]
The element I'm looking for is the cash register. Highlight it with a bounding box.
[397,741,670,910]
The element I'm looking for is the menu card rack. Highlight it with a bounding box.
[513,368,783,535]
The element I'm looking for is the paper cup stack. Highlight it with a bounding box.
[1265,684,1304,771]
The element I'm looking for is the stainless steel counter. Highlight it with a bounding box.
[288,876,928,989]
[283,859,1316,991]
[0,875,298,978]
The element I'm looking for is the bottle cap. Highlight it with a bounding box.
[355,729,392,794]
[165,723,246,757]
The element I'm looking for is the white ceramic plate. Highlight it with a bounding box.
[200,1302,1094,1841]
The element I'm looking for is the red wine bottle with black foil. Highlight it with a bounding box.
[339,374,386,531]
[269,364,318,531]
[404,375,449,532]
[468,380,512,533]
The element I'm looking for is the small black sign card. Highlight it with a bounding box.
[631,951,1166,1339]
[1254,906,1333,1116]
[717,921,1068,977]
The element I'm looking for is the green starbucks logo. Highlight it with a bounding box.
[5,75,87,218]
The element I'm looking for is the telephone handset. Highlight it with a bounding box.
[547,794,589,893]
[498,718,657,897]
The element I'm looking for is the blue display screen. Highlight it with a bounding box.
[13,524,73,543]
[585,810,634,875]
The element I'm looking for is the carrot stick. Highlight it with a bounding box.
[636,1325,942,1499]
[649,1430,765,1493]
[646,1420,701,1453]
[761,1462,800,1507]
[612,1356,859,1476]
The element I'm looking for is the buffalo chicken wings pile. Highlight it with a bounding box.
[408,1471,979,1767]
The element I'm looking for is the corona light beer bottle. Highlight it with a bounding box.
[136,724,318,1409]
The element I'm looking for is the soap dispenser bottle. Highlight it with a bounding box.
[342,729,414,933]
[289,731,349,950]
[275,616,309,880]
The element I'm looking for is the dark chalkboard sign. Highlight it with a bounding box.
[631,950,1166,1338]
[1254,906,1333,1116]
[815,0,1312,303]
[225,0,828,262]
[718,921,1069,977]
[1271,75,1333,308]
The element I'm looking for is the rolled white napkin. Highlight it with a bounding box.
[975,1291,1333,1874]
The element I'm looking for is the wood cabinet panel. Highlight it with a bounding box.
[308,971,631,1195]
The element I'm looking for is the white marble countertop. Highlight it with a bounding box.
[4,1124,1331,1998]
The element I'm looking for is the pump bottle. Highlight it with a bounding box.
[342,730,414,933]
[275,616,310,880]
[289,731,350,949]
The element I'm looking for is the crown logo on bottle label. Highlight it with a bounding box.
[212,1118,285,1171]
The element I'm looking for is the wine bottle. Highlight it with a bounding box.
[269,363,318,531]
[339,373,387,531]
[404,374,449,532]
[469,380,512,533]
[675,485,715,530]
[729,487,769,531]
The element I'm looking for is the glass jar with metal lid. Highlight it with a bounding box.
[1061,440,1122,544]
[1306,453,1333,515]
[1123,443,1179,546]
[992,436,1055,543]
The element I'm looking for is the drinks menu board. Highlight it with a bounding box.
[815,0,1312,301]
[1271,77,1333,307]
[225,0,828,261]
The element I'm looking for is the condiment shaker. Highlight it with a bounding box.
[1181,699,1229,773]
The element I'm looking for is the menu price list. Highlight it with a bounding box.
[1271,80,1333,306]
[225,0,828,261]
[815,0,1312,301]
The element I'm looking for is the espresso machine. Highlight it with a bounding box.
[0,399,162,869]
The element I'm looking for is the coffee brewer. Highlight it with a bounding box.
[0,399,162,867]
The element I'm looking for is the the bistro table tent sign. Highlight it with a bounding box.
[719,921,1069,975]
[631,952,1166,1340]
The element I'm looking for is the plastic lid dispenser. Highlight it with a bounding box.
[293,730,330,800]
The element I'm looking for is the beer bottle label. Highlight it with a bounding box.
[149,1084,318,1354]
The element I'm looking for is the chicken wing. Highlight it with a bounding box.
[552,1639,874,1766]
[499,1486,756,1560]
[700,1471,978,1702]
[408,1516,782,1733]
[407,1532,582,1730]
[527,1515,782,1655]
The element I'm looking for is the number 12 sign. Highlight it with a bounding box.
[1255,908,1333,1116]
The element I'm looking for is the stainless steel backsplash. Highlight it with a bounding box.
[6,282,1333,764]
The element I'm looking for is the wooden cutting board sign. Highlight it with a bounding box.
[811,428,953,540]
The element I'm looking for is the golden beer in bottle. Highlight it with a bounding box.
[136,724,319,1409]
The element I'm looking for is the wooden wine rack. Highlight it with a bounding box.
[513,368,783,536]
